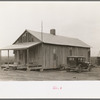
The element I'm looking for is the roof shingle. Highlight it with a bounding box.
[27,29,90,48]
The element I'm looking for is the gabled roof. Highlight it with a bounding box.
[27,29,90,48]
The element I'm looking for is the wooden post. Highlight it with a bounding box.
[0,50,1,68]
[40,43,44,72]
[40,21,44,72]
[8,50,9,67]
[17,50,19,64]
[27,49,29,70]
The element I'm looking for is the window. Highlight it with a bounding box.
[70,49,72,56]
[28,35,34,42]
[53,48,56,54]
[78,58,82,61]
[53,54,56,60]
[88,50,90,61]
[88,50,90,57]
[69,58,74,61]
[53,48,56,60]
[22,33,27,42]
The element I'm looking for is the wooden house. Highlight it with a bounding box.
[0,29,90,71]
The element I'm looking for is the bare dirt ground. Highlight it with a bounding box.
[0,67,100,81]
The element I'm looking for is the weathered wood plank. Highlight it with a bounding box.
[27,49,29,68]
[0,50,1,67]
[8,50,9,67]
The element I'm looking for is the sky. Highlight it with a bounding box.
[0,1,100,56]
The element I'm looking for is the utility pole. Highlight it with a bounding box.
[40,20,44,72]
[41,20,43,42]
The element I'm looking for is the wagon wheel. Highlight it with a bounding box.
[77,64,82,73]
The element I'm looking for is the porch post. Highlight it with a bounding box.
[0,50,1,68]
[8,50,9,67]
[27,49,29,70]
[40,43,44,72]
[17,50,19,64]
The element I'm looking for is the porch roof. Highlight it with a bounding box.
[1,42,41,50]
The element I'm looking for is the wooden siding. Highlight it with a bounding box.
[43,44,90,69]
[14,44,43,66]
[29,45,42,65]
[14,43,90,69]
[15,32,40,44]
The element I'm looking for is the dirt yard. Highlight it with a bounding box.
[0,66,99,81]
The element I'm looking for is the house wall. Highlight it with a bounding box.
[13,30,41,67]
[14,43,90,69]
[14,31,40,44]
[13,31,42,66]
[43,44,90,69]
[14,50,26,64]
[14,44,43,66]
[28,44,42,65]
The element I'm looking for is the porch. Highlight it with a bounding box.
[0,42,43,71]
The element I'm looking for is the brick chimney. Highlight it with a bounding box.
[50,29,56,35]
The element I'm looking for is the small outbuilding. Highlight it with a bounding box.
[0,29,90,70]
